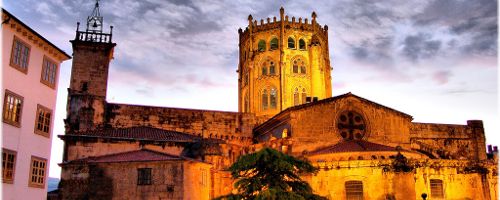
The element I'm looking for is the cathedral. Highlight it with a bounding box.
[57,4,498,200]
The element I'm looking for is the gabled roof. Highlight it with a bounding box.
[308,140,397,155]
[255,92,412,133]
[65,149,183,164]
[60,126,204,143]
[287,92,411,118]
[2,9,71,59]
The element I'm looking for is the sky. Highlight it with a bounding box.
[3,0,498,178]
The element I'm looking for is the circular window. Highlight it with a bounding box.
[337,111,366,140]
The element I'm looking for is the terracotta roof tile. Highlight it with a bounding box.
[64,126,201,142]
[308,140,397,155]
[71,149,182,163]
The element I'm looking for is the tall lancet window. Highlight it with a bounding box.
[270,88,277,109]
[293,88,299,106]
[262,89,268,110]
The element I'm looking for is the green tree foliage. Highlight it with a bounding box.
[214,148,326,200]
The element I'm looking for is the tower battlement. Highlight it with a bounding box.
[238,8,328,44]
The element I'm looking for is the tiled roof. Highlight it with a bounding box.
[308,140,397,155]
[63,126,202,142]
[70,149,183,163]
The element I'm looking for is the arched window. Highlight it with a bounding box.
[288,37,295,49]
[262,59,276,76]
[345,181,364,200]
[293,88,299,106]
[262,89,268,110]
[301,88,307,104]
[270,88,277,109]
[261,65,267,76]
[292,58,306,74]
[430,179,444,199]
[270,38,278,50]
[293,60,299,73]
[258,40,266,52]
[269,61,275,75]
[299,39,306,50]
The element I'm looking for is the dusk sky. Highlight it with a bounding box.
[3,0,498,178]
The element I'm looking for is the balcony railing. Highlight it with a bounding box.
[75,31,112,43]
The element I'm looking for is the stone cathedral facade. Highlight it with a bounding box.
[57,5,498,200]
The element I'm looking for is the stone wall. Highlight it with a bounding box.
[410,121,486,160]
[256,95,414,153]
[106,103,257,143]
[60,161,187,200]
[310,159,496,200]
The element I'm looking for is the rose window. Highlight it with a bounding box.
[337,111,366,140]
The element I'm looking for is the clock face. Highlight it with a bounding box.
[337,111,366,140]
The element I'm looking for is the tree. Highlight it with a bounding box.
[214,148,326,200]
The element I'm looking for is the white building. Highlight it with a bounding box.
[1,9,70,199]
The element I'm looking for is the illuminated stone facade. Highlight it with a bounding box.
[58,7,498,200]
[238,7,332,117]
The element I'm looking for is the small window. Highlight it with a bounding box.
[29,156,47,188]
[288,37,295,49]
[299,39,306,50]
[282,129,288,138]
[430,179,444,199]
[261,66,267,76]
[269,62,275,75]
[262,89,268,110]
[137,168,152,185]
[293,88,299,106]
[41,57,58,88]
[270,88,277,109]
[270,38,278,50]
[300,65,306,74]
[34,105,52,137]
[258,40,266,52]
[345,181,364,200]
[10,37,30,73]
[3,90,24,127]
[2,149,17,183]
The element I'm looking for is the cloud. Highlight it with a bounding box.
[412,0,497,56]
[432,70,452,85]
[401,33,442,61]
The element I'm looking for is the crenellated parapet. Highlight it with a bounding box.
[238,8,328,46]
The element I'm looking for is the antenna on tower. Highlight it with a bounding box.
[86,0,103,33]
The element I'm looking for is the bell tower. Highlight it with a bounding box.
[238,8,332,118]
[65,0,116,132]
